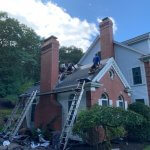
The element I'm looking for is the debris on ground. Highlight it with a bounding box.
[0,128,57,150]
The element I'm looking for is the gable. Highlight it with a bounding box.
[92,58,131,89]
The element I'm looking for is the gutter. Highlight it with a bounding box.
[20,82,102,97]
[140,54,150,62]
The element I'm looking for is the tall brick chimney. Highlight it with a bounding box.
[40,36,59,93]
[100,17,114,60]
[35,36,62,130]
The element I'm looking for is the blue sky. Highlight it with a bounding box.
[0,0,149,51]
[43,0,150,42]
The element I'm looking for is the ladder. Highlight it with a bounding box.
[59,80,86,150]
[4,90,37,138]
[3,101,21,134]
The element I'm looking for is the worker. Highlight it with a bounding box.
[91,53,100,69]
[59,64,66,73]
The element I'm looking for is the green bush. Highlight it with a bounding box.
[73,104,145,147]
[128,102,150,121]
[126,102,150,142]
[73,105,127,147]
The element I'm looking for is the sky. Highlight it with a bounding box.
[0,0,150,51]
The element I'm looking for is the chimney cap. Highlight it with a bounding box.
[44,35,57,42]
[102,17,110,21]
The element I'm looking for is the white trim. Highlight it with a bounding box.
[122,32,150,45]
[98,99,102,106]
[109,100,113,106]
[99,99,109,106]
[112,59,131,88]
[116,100,120,107]
[92,57,131,89]
[125,101,128,110]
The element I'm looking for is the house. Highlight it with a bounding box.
[79,21,150,105]
[31,17,132,131]
[21,17,150,132]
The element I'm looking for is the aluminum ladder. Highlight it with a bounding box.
[3,101,21,134]
[59,80,86,150]
[5,90,37,138]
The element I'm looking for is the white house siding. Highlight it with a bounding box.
[57,91,87,128]
[126,39,150,54]
[114,44,149,105]
[79,39,101,65]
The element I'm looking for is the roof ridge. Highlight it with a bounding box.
[114,41,145,55]
[122,32,150,45]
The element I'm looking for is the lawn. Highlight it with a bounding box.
[144,146,150,150]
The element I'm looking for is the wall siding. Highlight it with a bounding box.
[114,44,149,105]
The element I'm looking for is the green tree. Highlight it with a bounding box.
[59,46,84,64]
[73,105,144,149]
[126,102,150,142]
[0,12,41,99]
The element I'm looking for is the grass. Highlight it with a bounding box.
[144,145,150,150]
[0,108,12,131]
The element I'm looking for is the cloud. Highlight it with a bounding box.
[0,0,98,51]
[97,17,117,34]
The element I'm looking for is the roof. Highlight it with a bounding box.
[55,63,104,89]
[21,58,131,96]
[56,57,131,90]
[20,83,40,97]
[122,32,150,45]
[114,41,145,55]
[78,33,146,65]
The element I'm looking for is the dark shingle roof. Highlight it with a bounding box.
[55,65,104,89]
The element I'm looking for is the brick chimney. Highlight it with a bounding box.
[40,35,59,93]
[100,17,114,60]
[35,36,62,130]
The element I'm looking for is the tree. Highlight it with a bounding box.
[0,12,41,99]
[59,46,84,64]
[126,102,150,142]
[73,105,144,149]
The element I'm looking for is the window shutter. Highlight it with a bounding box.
[125,101,128,110]
[140,64,146,84]
[109,100,113,106]
[116,100,119,107]
[128,68,133,85]
[98,99,102,106]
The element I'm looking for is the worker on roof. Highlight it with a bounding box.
[92,53,100,69]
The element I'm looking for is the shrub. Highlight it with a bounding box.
[73,105,127,147]
[128,102,150,121]
[125,102,150,142]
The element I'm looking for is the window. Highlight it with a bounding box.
[99,93,109,106]
[118,95,125,109]
[132,67,142,85]
[135,99,145,104]
[109,69,115,80]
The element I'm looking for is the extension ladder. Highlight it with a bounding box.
[3,90,37,138]
[59,80,86,150]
